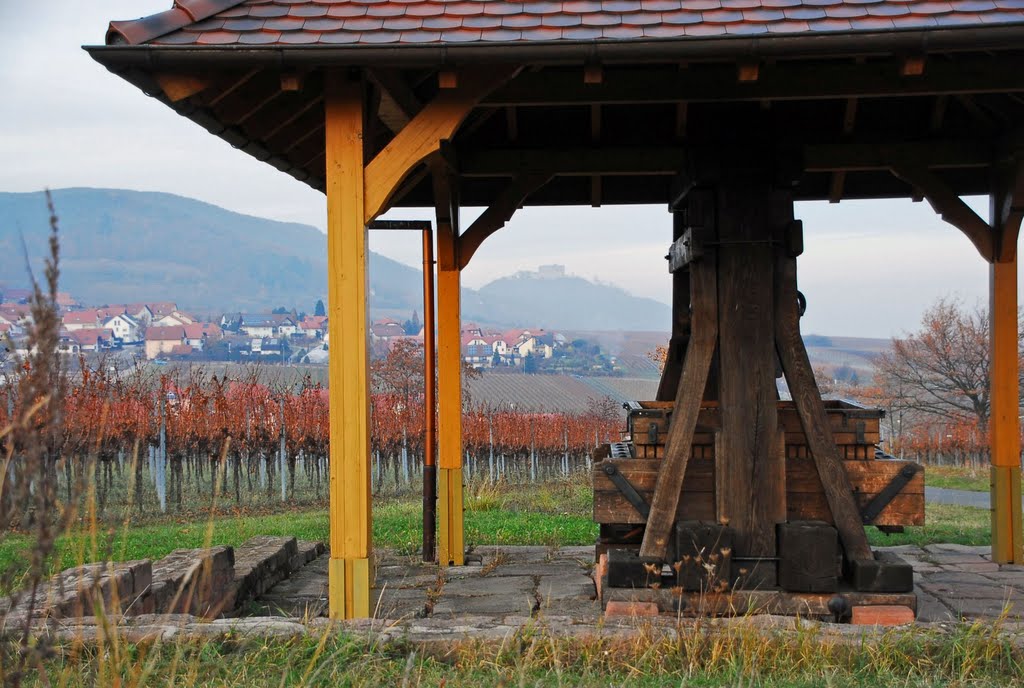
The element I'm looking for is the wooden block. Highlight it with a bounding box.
[607,548,662,588]
[851,551,914,593]
[851,605,915,626]
[674,521,734,592]
[605,600,660,618]
[777,521,839,593]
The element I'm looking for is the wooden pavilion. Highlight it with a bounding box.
[90,0,1024,618]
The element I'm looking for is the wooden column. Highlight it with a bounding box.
[715,184,783,579]
[434,163,464,566]
[989,257,1021,563]
[990,159,1023,563]
[324,75,372,619]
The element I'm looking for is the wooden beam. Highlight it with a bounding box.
[890,162,994,261]
[656,213,692,402]
[363,66,518,223]
[485,56,1024,107]
[828,171,846,204]
[775,254,873,565]
[324,73,372,619]
[639,252,718,560]
[805,140,991,172]
[459,146,686,177]
[155,73,211,102]
[259,94,323,142]
[930,95,948,132]
[458,174,551,270]
[842,98,857,136]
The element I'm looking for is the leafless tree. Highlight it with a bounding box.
[874,298,1021,433]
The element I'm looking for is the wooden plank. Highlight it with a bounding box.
[155,73,210,102]
[324,74,372,619]
[775,254,873,564]
[716,184,781,558]
[639,256,718,559]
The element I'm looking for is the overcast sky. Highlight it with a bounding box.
[0,1,1007,338]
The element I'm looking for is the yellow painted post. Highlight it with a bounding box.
[990,256,1023,564]
[325,74,373,617]
[435,189,464,567]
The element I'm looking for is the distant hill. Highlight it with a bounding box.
[0,189,673,330]
[465,268,670,331]
[0,188,422,313]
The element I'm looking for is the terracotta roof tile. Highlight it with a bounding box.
[103,0,1024,48]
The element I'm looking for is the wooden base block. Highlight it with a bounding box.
[674,521,734,591]
[851,604,915,626]
[851,551,914,593]
[607,548,662,589]
[778,521,839,593]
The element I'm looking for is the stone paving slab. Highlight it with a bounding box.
[243,545,1024,627]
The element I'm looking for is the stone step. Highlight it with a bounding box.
[148,546,235,619]
[231,536,300,611]
[290,540,326,574]
[2,560,152,622]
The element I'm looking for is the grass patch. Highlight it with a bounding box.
[867,503,989,548]
[28,622,1024,686]
[925,464,994,493]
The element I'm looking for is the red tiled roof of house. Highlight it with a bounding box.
[69,328,111,346]
[147,325,187,341]
[63,310,100,326]
[169,343,194,356]
[105,0,1024,47]
[300,315,328,329]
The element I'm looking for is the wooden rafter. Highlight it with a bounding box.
[486,56,1024,106]
[367,69,422,134]
[890,162,994,261]
[458,173,552,269]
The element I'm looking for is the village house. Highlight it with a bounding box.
[238,314,296,339]
[152,310,196,327]
[298,315,327,339]
[69,328,113,353]
[183,322,222,351]
[62,309,101,332]
[144,325,186,360]
[103,313,142,344]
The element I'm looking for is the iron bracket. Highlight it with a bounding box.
[602,463,650,519]
[860,463,921,524]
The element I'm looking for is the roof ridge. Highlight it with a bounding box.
[106,0,247,46]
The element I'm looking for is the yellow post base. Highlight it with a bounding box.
[328,556,371,619]
[991,466,1023,564]
[438,467,464,566]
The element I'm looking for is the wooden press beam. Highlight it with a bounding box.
[457,172,552,270]
[640,253,718,560]
[364,66,518,223]
[775,255,873,564]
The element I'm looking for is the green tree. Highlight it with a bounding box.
[314,299,326,317]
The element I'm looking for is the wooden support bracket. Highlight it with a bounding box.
[775,255,873,564]
[890,162,994,261]
[992,153,1024,262]
[364,66,519,223]
[156,73,211,102]
[458,173,552,269]
[639,255,718,560]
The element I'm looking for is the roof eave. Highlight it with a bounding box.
[85,24,1024,71]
